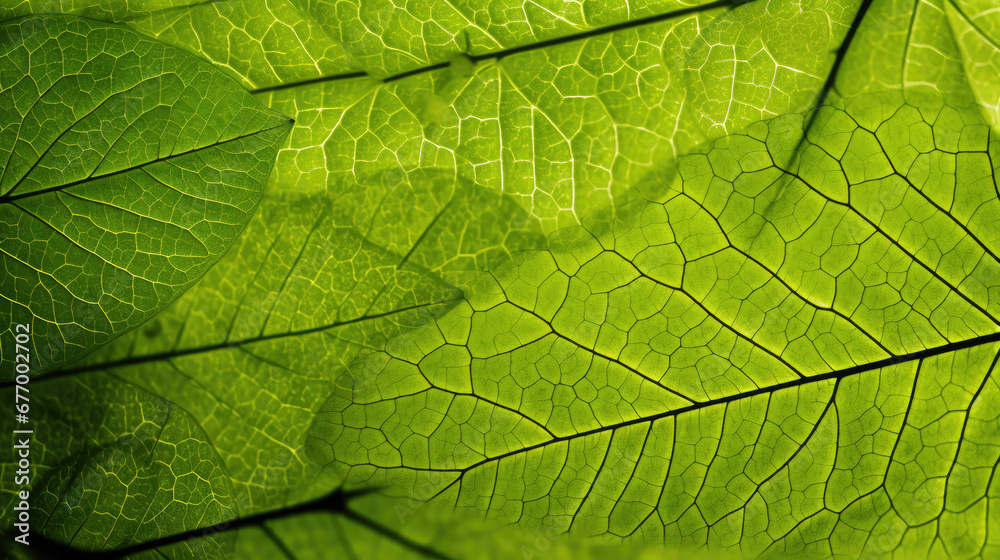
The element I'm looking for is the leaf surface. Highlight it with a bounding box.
[33,173,545,518]
[6,0,1000,559]
[259,0,855,229]
[306,1,1000,552]
[0,0,356,90]
[0,15,292,373]
[0,373,236,558]
[314,105,1000,556]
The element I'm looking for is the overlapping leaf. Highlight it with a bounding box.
[4,0,861,229]
[29,172,543,521]
[260,0,855,230]
[0,374,236,559]
[0,0,356,90]
[306,2,1000,557]
[5,0,1000,558]
[0,15,291,373]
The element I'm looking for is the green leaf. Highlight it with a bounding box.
[33,174,545,517]
[316,116,1000,556]
[0,15,292,374]
[0,1,356,90]
[5,2,862,228]
[288,0,723,77]
[8,0,1000,558]
[305,2,1000,555]
[0,373,236,558]
[259,0,857,229]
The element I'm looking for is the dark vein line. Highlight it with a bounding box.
[500,298,697,402]
[732,382,838,535]
[249,0,746,95]
[669,190,895,356]
[446,330,1000,474]
[237,345,323,381]
[570,429,616,525]
[948,0,1000,52]
[775,162,1000,327]
[21,488,371,559]
[121,407,174,550]
[161,359,243,419]
[0,121,292,204]
[399,199,453,267]
[0,74,71,190]
[1,77,166,199]
[37,453,97,532]
[58,190,215,245]
[259,523,296,560]
[225,228,286,342]
[476,0,741,62]
[421,385,557,438]
[0,300,460,389]
[880,357,923,483]
[940,349,1000,507]
[796,0,874,153]
[382,62,451,84]
[12,202,164,296]
[169,298,197,353]
[630,422,677,538]
[872,135,1000,277]
[258,207,329,337]
[614,253,807,378]
[136,165,253,209]
[340,508,458,560]
[682,402,727,519]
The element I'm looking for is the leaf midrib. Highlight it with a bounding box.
[436,329,1000,474]
[0,299,461,389]
[251,0,744,94]
[0,120,292,204]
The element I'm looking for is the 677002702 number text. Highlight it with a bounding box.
[12,323,32,546]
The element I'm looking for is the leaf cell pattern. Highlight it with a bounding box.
[314,103,1000,558]
[261,0,852,230]
[0,16,292,373]
[31,179,543,518]
[4,0,1000,559]
[2,374,237,559]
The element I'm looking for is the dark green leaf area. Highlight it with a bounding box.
[0,374,236,559]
